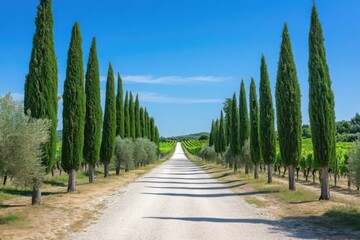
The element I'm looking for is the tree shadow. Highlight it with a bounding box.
[144,173,229,181]
[1,189,64,197]
[141,190,273,198]
[0,204,27,209]
[136,180,242,185]
[43,180,67,187]
[145,183,247,190]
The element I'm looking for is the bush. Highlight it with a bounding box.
[113,137,134,173]
[348,141,360,189]
[133,138,157,167]
[201,146,216,162]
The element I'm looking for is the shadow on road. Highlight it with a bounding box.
[145,183,247,190]
[141,190,274,198]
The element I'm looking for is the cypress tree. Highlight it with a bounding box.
[124,91,130,138]
[24,0,58,174]
[275,24,302,191]
[100,63,116,177]
[230,93,240,171]
[239,80,250,174]
[144,108,149,138]
[250,78,261,179]
[209,119,215,147]
[129,92,135,140]
[218,111,226,155]
[259,56,276,183]
[61,22,85,192]
[135,95,141,138]
[308,5,336,200]
[150,117,155,142]
[154,126,160,155]
[214,119,219,153]
[223,98,232,146]
[116,73,125,138]
[140,107,145,138]
[84,37,102,184]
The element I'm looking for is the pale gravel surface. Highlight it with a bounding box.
[71,143,317,240]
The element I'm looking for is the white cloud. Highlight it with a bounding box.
[100,75,233,84]
[137,92,223,104]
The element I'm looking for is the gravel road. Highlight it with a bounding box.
[71,143,313,240]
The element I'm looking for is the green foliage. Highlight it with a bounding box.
[308,4,336,169]
[83,38,102,167]
[239,80,249,150]
[182,140,209,155]
[275,24,302,167]
[0,214,21,225]
[159,141,176,154]
[209,119,215,146]
[135,95,141,138]
[124,92,130,138]
[100,64,116,164]
[133,138,158,166]
[140,107,145,138]
[24,0,58,173]
[230,93,240,156]
[223,98,232,145]
[199,134,209,141]
[250,78,261,165]
[259,56,276,165]
[0,94,50,187]
[324,206,360,230]
[129,92,135,140]
[348,141,360,188]
[113,137,134,172]
[201,146,217,162]
[61,22,85,172]
[116,73,125,138]
[217,111,226,154]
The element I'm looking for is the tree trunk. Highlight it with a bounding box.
[296,167,300,179]
[3,175,7,186]
[306,168,310,181]
[51,168,55,177]
[104,162,109,177]
[282,167,287,178]
[115,165,120,176]
[125,163,129,172]
[32,178,42,205]
[254,163,259,179]
[319,166,330,200]
[312,169,316,183]
[348,175,351,190]
[67,169,76,192]
[245,163,249,174]
[267,163,273,183]
[288,165,296,191]
[89,164,94,183]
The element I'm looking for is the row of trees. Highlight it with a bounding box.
[20,0,160,204]
[208,4,335,200]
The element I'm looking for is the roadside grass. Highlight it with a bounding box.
[0,213,22,225]
[0,148,175,239]
[324,206,360,230]
[184,147,360,236]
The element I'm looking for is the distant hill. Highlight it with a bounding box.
[161,132,209,142]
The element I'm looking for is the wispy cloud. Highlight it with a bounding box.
[137,92,223,104]
[100,75,233,84]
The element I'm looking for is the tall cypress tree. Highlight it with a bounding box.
[24,0,58,174]
[124,91,130,138]
[250,78,261,179]
[84,37,102,184]
[239,80,250,174]
[140,107,145,138]
[259,56,276,183]
[230,93,240,171]
[144,108,149,139]
[129,92,135,140]
[218,111,226,155]
[116,73,125,138]
[135,95,141,138]
[61,22,85,192]
[209,119,215,147]
[223,98,232,146]
[214,119,219,153]
[275,24,302,191]
[100,63,116,177]
[239,80,250,149]
[308,5,336,200]
[150,117,155,142]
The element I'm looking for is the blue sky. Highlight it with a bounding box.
[0,0,360,137]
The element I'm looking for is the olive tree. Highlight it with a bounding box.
[0,94,50,205]
[113,137,134,175]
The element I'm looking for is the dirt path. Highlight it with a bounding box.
[71,143,316,240]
